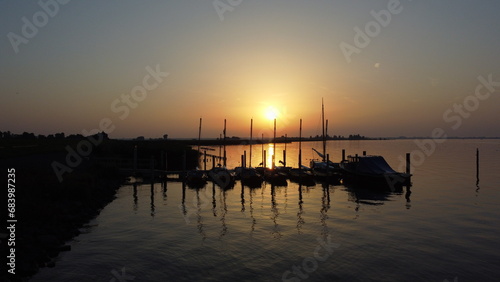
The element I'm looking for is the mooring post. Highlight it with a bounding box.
[283,150,286,167]
[165,151,168,171]
[204,150,207,171]
[182,151,186,172]
[212,155,216,169]
[161,150,164,170]
[133,145,138,174]
[406,153,411,174]
[150,156,155,181]
[241,154,245,168]
[244,150,247,168]
[342,149,345,162]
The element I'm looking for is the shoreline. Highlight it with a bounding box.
[1,153,127,281]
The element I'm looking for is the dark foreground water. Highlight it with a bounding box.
[33,139,500,281]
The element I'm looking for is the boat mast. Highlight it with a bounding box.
[321,98,326,162]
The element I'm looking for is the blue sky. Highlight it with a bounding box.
[1,0,499,138]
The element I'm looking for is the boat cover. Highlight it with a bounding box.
[356,156,398,175]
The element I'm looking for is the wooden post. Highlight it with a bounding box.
[212,155,216,169]
[249,118,253,168]
[150,156,155,181]
[161,150,164,170]
[342,149,345,162]
[165,151,168,171]
[299,119,302,169]
[223,119,227,167]
[406,153,411,174]
[283,150,286,167]
[133,145,138,173]
[182,151,186,171]
[204,150,207,171]
[273,118,276,169]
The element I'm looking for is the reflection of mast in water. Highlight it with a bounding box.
[196,189,206,240]
[180,182,187,218]
[219,189,228,239]
[296,184,304,234]
[133,183,138,212]
[212,182,217,217]
[150,182,155,218]
[249,188,256,233]
[271,185,282,239]
[320,183,331,237]
[241,182,245,212]
[162,181,167,202]
[405,186,412,209]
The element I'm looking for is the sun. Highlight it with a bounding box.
[264,106,279,121]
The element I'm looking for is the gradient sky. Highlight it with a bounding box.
[1,0,499,138]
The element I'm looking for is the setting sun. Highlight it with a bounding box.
[264,106,279,121]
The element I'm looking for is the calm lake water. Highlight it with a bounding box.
[33,139,500,281]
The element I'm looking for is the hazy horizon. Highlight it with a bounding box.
[2,1,500,139]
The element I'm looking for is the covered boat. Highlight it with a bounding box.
[340,155,411,188]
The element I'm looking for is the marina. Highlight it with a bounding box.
[31,139,500,281]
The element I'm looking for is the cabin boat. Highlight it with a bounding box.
[340,155,411,188]
[208,166,235,190]
[185,169,207,188]
[235,167,263,188]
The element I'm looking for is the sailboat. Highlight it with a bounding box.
[208,119,235,190]
[235,119,263,188]
[261,118,288,186]
[289,119,315,186]
[310,99,341,183]
[186,118,207,188]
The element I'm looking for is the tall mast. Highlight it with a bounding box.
[321,98,326,162]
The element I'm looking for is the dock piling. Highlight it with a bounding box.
[406,153,411,174]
